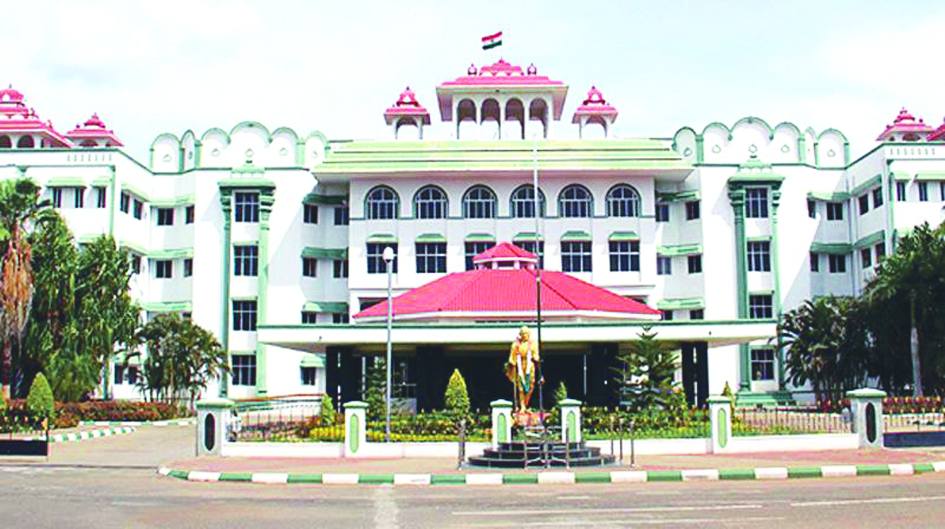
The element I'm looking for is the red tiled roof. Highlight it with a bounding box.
[353,267,659,321]
[472,242,537,264]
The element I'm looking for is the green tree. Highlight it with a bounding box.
[0,179,53,398]
[364,356,387,422]
[778,296,868,401]
[132,314,227,406]
[26,372,54,420]
[864,223,945,395]
[444,368,470,419]
[612,328,679,411]
[319,392,336,426]
[553,381,568,406]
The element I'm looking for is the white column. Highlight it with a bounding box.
[195,398,234,456]
[343,400,368,458]
[559,398,582,443]
[847,388,886,448]
[490,399,513,449]
[707,395,732,454]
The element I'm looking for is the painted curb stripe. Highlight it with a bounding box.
[156,460,945,486]
[49,426,136,443]
[82,419,194,427]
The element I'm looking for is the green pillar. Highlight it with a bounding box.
[255,190,275,396]
[218,191,233,398]
[728,186,750,392]
[770,187,786,390]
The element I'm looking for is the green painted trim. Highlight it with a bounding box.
[150,195,195,208]
[287,473,322,484]
[464,233,496,242]
[301,247,347,260]
[302,301,349,313]
[503,473,538,485]
[728,185,750,391]
[218,178,275,189]
[645,470,683,482]
[854,230,885,249]
[141,301,193,312]
[366,233,397,243]
[430,474,466,485]
[850,174,882,197]
[560,230,592,242]
[118,240,148,255]
[148,247,194,259]
[810,242,852,254]
[300,353,325,368]
[219,191,233,398]
[891,171,912,181]
[915,171,945,182]
[303,193,347,205]
[255,191,275,396]
[787,467,822,479]
[415,233,447,243]
[107,167,117,237]
[513,232,543,242]
[608,231,639,241]
[260,318,777,331]
[746,235,771,242]
[121,182,150,201]
[718,468,756,480]
[657,189,700,202]
[807,191,850,202]
[656,297,705,310]
[218,472,253,482]
[657,243,702,256]
[46,176,87,187]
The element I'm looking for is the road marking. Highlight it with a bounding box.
[792,495,945,507]
[466,516,784,527]
[452,504,763,517]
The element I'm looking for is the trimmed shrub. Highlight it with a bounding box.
[27,373,55,420]
[444,369,470,419]
[554,381,568,406]
[319,393,336,426]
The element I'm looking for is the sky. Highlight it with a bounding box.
[4,0,943,160]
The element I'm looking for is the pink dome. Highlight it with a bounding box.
[876,107,933,141]
[384,86,430,125]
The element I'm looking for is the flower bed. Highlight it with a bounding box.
[817,395,944,415]
[2,400,191,429]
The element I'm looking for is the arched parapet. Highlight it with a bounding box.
[150,132,181,172]
[304,130,329,168]
[672,126,699,163]
[815,128,849,167]
[527,97,550,139]
[771,121,803,163]
[504,98,525,140]
[456,98,477,139]
[180,130,199,170]
[270,126,301,167]
[228,121,270,167]
[732,116,774,139]
[700,122,732,163]
[200,128,231,167]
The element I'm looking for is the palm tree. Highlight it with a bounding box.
[0,180,52,398]
[865,223,945,396]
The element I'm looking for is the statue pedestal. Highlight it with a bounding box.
[513,409,548,428]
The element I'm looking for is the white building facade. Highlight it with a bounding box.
[2,64,944,407]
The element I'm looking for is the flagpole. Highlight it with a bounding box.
[533,139,544,429]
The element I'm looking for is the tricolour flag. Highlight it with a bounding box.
[482,31,503,50]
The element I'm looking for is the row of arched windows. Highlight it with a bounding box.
[365,184,642,220]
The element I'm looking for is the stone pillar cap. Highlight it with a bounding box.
[558,398,583,406]
[845,388,887,399]
[490,399,513,408]
[343,400,369,409]
[195,398,235,409]
[707,395,734,404]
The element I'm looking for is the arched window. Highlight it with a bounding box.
[0,135,10,149]
[365,186,399,220]
[510,185,546,218]
[558,185,593,218]
[606,184,641,217]
[463,185,496,219]
[414,186,448,219]
[16,136,34,149]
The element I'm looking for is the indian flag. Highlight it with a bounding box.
[482,31,503,50]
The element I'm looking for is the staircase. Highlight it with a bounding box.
[467,441,616,468]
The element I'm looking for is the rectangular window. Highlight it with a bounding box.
[332,313,349,324]
[367,243,397,274]
[232,300,257,331]
[919,182,929,202]
[745,188,769,218]
[860,247,872,269]
[826,202,843,221]
[233,245,259,277]
[750,349,775,381]
[689,309,704,320]
[940,182,945,201]
[184,258,193,277]
[875,242,886,263]
[872,187,883,208]
[181,312,192,320]
[73,187,84,208]
[561,241,592,273]
[302,257,318,277]
[333,259,348,278]
[301,366,317,386]
[120,192,130,213]
[95,186,106,208]
[517,241,544,268]
[155,260,173,279]
[749,294,773,319]
[809,252,819,272]
[858,194,869,215]
[685,200,700,220]
[157,207,174,226]
[608,240,640,272]
[655,203,669,222]
[304,204,319,224]
[807,199,816,219]
[52,188,62,208]
[301,311,318,324]
[234,192,259,222]
[464,241,492,271]
[415,242,447,274]
[130,254,141,275]
[186,205,195,224]
[687,254,702,274]
[133,199,143,220]
[896,181,907,201]
[747,241,771,272]
[661,310,674,321]
[828,254,846,273]
[334,206,349,226]
[231,354,257,386]
[656,255,672,276]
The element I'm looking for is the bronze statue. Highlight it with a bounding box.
[505,326,541,413]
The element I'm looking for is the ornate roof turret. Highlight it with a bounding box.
[876,107,933,142]
[383,87,431,126]
[436,59,568,121]
[65,113,124,147]
[472,242,538,269]
[572,86,618,123]
[928,117,945,141]
[0,85,71,148]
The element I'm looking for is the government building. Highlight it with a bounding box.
[1,58,943,408]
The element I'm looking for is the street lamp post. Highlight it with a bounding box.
[382,246,395,443]
[532,141,545,426]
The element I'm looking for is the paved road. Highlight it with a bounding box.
[2,425,945,528]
